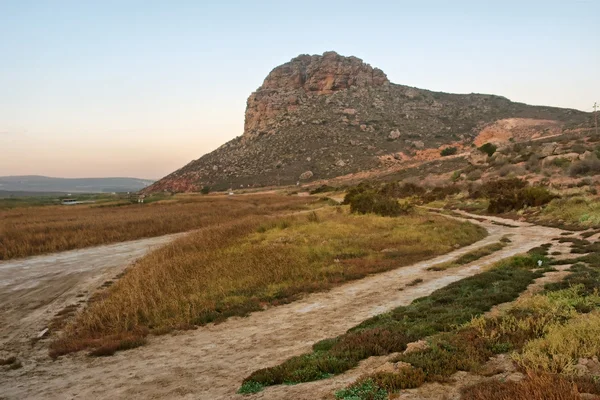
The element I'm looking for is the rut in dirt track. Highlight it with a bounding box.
[0,212,566,400]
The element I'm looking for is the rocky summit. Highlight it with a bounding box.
[144,51,592,193]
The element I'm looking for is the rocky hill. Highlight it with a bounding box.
[145,51,592,193]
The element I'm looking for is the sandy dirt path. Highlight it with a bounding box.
[0,213,565,400]
[0,234,183,356]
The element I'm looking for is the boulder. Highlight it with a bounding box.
[540,142,558,157]
[388,129,401,140]
[299,171,313,180]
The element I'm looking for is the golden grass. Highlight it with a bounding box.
[50,208,486,357]
[0,194,313,260]
[515,312,600,374]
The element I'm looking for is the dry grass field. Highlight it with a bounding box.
[49,208,486,357]
[0,194,314,260]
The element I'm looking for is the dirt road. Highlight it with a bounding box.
[0,234,183,355]
[0,213,566,400]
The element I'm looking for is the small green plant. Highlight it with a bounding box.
[335,378,387,400]
[238,381,264,394]
[440,147,458,157]
[200,186,210,195]
[479,143,497,157]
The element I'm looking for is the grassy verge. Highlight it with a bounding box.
[242,253,545,391]
[50,208,485,358]
[427,239,509,271]
[0,194,313,260]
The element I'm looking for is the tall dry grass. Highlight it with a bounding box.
[0,194,312,260]
[50,209,486,357]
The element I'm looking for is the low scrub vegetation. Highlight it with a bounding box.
[461,372,596,400]
[0,194,312,260]
[570,157,600,176]
[440,147,458,156]
[50,208,485,358]
[539,196,600,228]
[343,183,413,216]
[478,143,497,157]
[242,253,544,391]
[334,241,600,399]
[470,178,556,213]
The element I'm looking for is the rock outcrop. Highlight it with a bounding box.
[144,51,592,193]
[244,52,388,139]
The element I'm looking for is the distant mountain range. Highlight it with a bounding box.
[0,176,155,194]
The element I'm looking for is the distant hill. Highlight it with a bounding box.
[144,51,592,193]
[0,176,154,193]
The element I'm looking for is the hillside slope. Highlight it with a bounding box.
[145,51,592,193]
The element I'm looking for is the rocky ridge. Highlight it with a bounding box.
[144,51,592,193]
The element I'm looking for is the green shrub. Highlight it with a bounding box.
[440,147,458,157]
[348,191,409,217]
[343,183,375,205]
[369,369,426,391]
[238,381,264,394]
[479,143,497,157]
[200,186,210,195]
[472,178,556,213]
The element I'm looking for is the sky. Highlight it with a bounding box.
[1,0,598,179]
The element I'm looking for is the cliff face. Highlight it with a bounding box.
[244,52,389,139]
[144,51,592,193]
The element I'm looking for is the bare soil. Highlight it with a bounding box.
[0,213,567,400]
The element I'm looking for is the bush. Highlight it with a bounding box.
[479,143,497,157]
[343,183,375,205]
[349,191,406,217]
[471,178,556,213]
[570,158,600,176]
[440,147,458,157]
[200,186,210,195]
[488,186,555,214]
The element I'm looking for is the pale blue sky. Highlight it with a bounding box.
[1,0,598,178]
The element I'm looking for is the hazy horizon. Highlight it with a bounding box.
[2,0,599,179]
